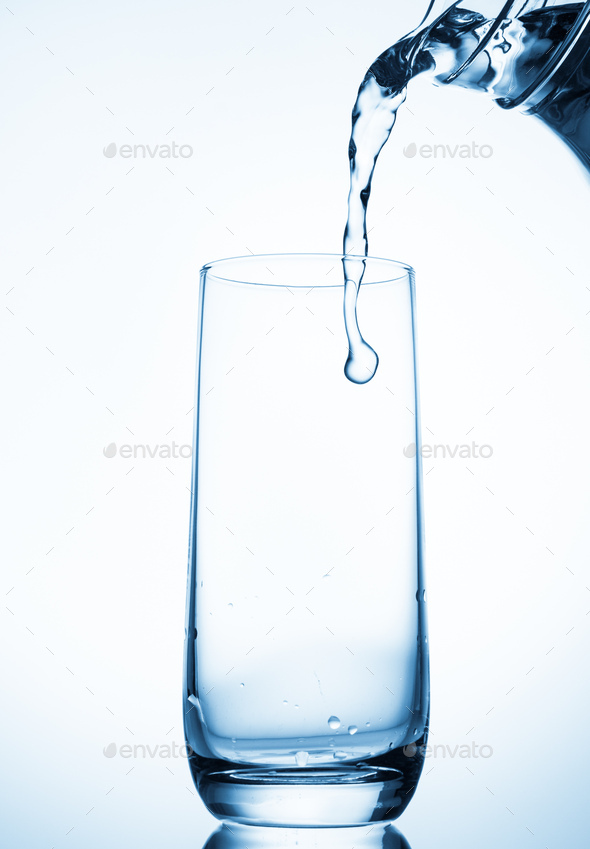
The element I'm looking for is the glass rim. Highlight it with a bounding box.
[200,253,414,289]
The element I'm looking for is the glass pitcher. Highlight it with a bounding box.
[376,1,590,169]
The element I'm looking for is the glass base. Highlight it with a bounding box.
[189,738,427,827]
[203,822,412,849]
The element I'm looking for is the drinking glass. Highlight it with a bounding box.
[183,254,428,827]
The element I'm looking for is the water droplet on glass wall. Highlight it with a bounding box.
[348,725,358,735]
[328,716,341,729]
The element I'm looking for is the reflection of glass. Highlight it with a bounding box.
[203,822,412,849]
[184,255,429,826]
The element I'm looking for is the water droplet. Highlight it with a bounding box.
[283,700,288,705]
[294,704,299,709]
[365,721,371,727]
[295,751,309,767]
[333,751,347,760]
[348,725,358,735]
[344,340,379,384]
[413,728,417,735]
[228,602,233,608]
[240,683,245,688]
[231,738,236,744]
[328,715,341,729]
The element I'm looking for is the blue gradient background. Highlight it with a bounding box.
[1,1,589,847]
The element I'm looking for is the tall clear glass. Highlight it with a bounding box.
[183,254,428,828]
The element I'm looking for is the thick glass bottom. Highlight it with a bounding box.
[189,739,427,827]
